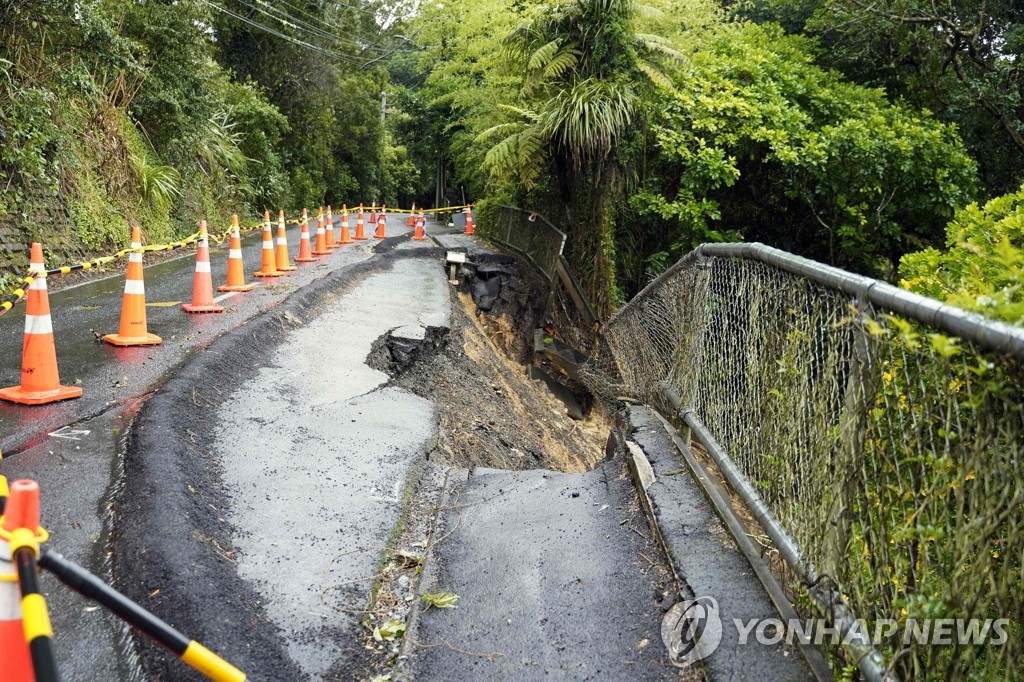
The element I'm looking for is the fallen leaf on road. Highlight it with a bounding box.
[422,591,459,610]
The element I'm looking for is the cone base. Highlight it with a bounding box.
[412,235,426,241]
[217,283,256,292]
[253,271,286,278]
[103,332,162,347]
[182,303,225,313]
[312,249,331,256]
[276,264,298,272]
[354,236,368,241]
[464,229,475,235]
[0,383,82,405]
[294,256,319,263]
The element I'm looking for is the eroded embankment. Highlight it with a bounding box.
[383,268,611,473]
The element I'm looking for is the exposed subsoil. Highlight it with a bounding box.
[387,287,610,473]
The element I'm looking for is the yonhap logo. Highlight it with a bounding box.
[662,596,723,666]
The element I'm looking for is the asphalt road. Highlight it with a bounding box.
[0,216,376,456]
[407,462,679,681]
[0,215,422,681]
[217,254,449,677]
[2,215,817,681]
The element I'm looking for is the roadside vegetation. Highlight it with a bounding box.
[3,0,1021,317]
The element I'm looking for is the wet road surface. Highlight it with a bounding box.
[0,216,418,681]
[0,217,374,455]
[217,254,449,677]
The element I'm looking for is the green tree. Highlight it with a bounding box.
[900,185,1024,325]
[735,0,1024,196]
[476,0,679,312]
[631,20,977,284]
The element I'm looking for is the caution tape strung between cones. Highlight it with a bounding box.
[0,202,471,316]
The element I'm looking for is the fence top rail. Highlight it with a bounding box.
[607,241,1024,362]
[494,204,568,249]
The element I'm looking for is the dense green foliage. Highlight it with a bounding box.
[2,0,1022,320]
[901,185,1024,325]
[0,0,419,266]
[400,0,1003,310]
[735,0,1024,195]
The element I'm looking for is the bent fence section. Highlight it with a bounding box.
[578,242,1024,680]
[481,205,601,353]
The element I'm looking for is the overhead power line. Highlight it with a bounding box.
[226,0,368,52]
[203,0,367,64]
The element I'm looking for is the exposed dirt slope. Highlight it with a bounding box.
[391,289,610,473]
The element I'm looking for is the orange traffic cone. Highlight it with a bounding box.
[0,244,82,405]
[369,201,377,226]
[182,221,224,313]
[275,210,297,272]
[354,205,367,240]
[218,215,255,292]
[103,227,162,346]
[465,205,475,235]
[407,203,417,227]
[312,215,330,256]
[374,206,387,239]
[295,209,318,263]
[0,479,40,681]
[254,211,283,278]
[413,211,426,241]
[339,205,353,244]
[325,206,337,249]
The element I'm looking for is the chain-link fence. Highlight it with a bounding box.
[581,243,1024,680]
[479,204,602,354]
[484,205,566,283]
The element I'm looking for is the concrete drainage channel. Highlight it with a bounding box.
[108,227,823,681]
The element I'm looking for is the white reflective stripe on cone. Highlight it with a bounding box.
[29,277,47,291]
[195,261,211,273]
[300,233,310,241]
[129,252,143,263]
[263,241,274,249]
[25,314,53,335]
[124,279,145,295]
[277,236,287,246]
[229,249,243,259]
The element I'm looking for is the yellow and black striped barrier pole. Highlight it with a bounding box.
[12,543,58,682]
[37,550,245,682]
[2,479,58,682]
